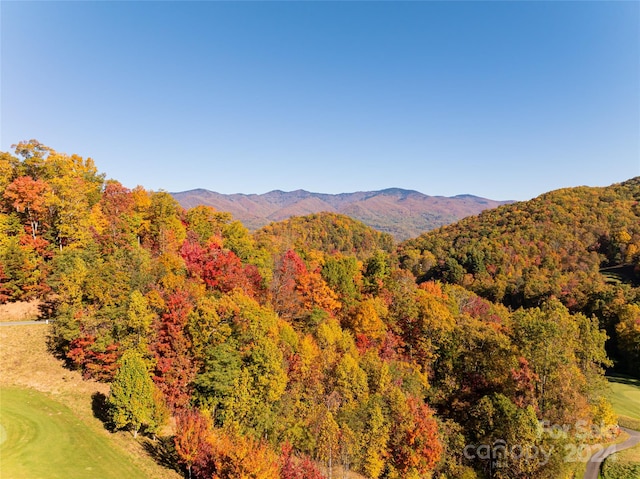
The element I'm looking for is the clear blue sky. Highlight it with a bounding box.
[1,1,638,201]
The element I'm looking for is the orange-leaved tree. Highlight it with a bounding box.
[175,408,211,479]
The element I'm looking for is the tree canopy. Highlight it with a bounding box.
[1,141,633,479]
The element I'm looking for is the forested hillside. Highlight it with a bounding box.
[399,178,640,377]
[0,141,629,479]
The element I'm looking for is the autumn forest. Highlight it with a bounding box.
[1,140,639,479]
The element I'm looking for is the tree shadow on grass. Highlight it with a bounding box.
[91,392,182,473]
[91,391,115,432]
[607,374,640,388]
[142,436,182,473]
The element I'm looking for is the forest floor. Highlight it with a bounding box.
[0,308,182,479]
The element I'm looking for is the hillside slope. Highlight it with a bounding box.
[253,212,395,260]
[400,177,640,307]
[399,177,640,373]
[0,320,181,479]
[172,188,510,240]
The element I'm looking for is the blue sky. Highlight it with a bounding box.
[1,1,638,201]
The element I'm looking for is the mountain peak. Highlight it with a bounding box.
[377,187,426,198]
[171,188,511,240]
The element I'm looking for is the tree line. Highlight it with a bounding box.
[0,140,629,479]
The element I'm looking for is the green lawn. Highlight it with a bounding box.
[601,375,640,479]
[0,387,149,479]
[607,375,640,426]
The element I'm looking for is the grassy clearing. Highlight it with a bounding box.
[0,321,181,479]
[0,387,148,479]
[607,375,640,421]
[600,375,640,478]
[0,300,41,322]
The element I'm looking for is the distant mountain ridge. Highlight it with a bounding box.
[171,188,512,240]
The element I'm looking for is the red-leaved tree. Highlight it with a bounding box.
[280,442,325,479]
[180,239,262,297]
[67,336,120,381]
[152,290,197,410]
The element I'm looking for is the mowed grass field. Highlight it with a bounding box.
[0,306,181,479]
[601,375,640,478]
[0,388,148,479]
[607,375,640,428]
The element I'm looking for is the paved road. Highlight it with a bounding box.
[0,320,51,326]
[584,427,640,479]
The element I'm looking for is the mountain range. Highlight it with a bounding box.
[171,188,512,240]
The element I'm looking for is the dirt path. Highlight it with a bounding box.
[584,427,640,479]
